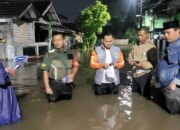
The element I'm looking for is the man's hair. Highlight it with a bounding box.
[101,31,114,39]
[52,32,65,39]
[138,26,149,34]
[174,27,180,30]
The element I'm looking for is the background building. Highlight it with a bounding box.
[0,0,73,60]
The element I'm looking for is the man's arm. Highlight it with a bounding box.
[171,46,180,87]
[172,70,180,86]
[128,47,135,65]
[43,71,53,94]
[41,53,53,94]
[69,56,79,81]
[169,48,180,90]
[168,71,180,91]
[135,60,153,69]
[90,50,104,69]
[138,47,157,69]
[138,61,153,69]
[146,47,158,68]
[69,67,78,81]
[114,51,125,69]
[5,67,16,77]
[135,47,157,70]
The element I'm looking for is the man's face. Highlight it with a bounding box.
[102,35,114,49]
[137,30,149,43]
[52,34,65,49]
[164,28,180,42]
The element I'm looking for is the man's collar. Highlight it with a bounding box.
[169,36,180,47]
[55,47,66,53]
[176,36,180,42]
[139,39,150,45]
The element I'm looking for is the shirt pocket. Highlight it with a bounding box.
[168,49,178,64]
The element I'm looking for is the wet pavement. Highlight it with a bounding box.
[1,48,180,130]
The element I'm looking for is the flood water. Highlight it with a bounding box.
[1,48,180,130]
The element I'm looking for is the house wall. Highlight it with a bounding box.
[12,22,50,57]
[27,23,34,43]
[0,18,15,60]
[13,22,34,44]
[142,13,180,31]
[0,44,5,60]
[14,42,48,56]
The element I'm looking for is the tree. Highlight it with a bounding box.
[124,28,137,45]
[76,0,111,49]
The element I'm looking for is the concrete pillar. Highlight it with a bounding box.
[5,19,15,60]
[35,46,39,56]
[48,24,52,50]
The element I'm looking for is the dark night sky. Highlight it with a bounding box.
[54,0,95,22]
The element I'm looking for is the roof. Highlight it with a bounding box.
[0,0,30,17]
[0,0,63,24]
[36,22,74,34]
[33,0,52,15]
[0,0,52,17]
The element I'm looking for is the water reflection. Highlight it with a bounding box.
[10,61,40,96]
[89,71,133,130]
[118,85,132,119]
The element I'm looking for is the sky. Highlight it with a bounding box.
[54,0,95,22]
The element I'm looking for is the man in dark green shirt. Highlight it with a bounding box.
[41,33,79,103]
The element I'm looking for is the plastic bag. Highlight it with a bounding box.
[106,66,117,82]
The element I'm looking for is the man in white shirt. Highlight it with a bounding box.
[90,31,125,95]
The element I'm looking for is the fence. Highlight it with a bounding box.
[0,42,49,60]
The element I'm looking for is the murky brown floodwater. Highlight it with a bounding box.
[1,48,180,130]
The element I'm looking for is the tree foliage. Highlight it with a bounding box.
[76,0,111,49]
[124,28,137,45]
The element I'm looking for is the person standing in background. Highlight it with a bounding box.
[0,62,21,126]
[41,32,79,103]
[128,27,157,99]
[157,20,180,114]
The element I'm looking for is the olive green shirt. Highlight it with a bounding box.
[41,48,73,80]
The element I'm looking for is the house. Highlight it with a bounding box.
[135,0,180,58]
[0,0,73,60]
[137,0,180,31]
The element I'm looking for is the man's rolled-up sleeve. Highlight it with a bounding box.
[90,50,104,69]
[114,51,125,69]
[41,54,50,71]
